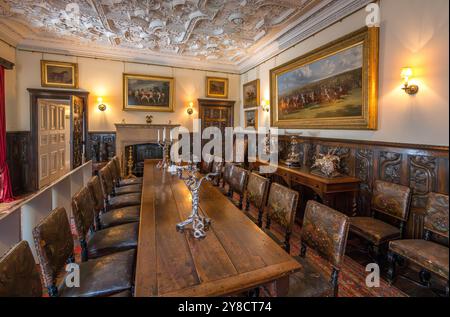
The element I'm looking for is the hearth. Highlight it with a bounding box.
[125,143,163,176]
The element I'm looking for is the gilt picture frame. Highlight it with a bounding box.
[41,60,78,89]
[206,77,229,99]
[123,73,175,112]
[270,27,379,130]
[244,109,258,129]
[243,79,260,109]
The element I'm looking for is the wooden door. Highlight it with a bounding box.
[38,100,50,188]
[71,95,85,169]
[198,99,235,157]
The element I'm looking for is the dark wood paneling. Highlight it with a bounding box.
[6,131,33,195]
[275,136,449,239]
[86,132,116,163]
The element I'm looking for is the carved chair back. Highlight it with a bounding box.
[0,241,43,297]
[112,156,123,176]
[265,182,299,253]
[32,207,74,296]
[108,160,121,184]
[371,180,411,235]
[99,164,115,196]
[423,193,449,240]
[228,166,249,195]
[300,200,350,296]
[222,163,235,187]
[211,158,223,186]
[245,172,270,227]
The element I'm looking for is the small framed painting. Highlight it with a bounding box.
[243,79,260,109]
[41,60,78,89]
[244,109,258,129]
[123,73,174,112]
[206,77,228,99]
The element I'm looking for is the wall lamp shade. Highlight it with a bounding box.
[187,102,194,115]
[401,67,419,95]
[97,97,107,111]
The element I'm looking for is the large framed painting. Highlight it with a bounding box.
[244,109,258,129]
[206,77,228,99]
[270,27,379,130]
[123,74,174,112]
[243,79,260,109]
[41,60,78,89]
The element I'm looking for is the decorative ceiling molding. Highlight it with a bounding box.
[0,0,371,73]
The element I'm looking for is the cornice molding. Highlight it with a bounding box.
[0,0,372,75]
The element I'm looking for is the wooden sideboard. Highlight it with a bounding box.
[251,160,360,217]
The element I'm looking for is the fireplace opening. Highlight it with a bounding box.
[125,143,163,176]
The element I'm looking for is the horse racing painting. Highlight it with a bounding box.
[41,60,78,89]
[270,27,378,130]
[123,74,174,112]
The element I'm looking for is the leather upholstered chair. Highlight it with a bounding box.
[221,163,234,190]
[72,187,138,260]
[227,166,249,209]
[288,201,350,297]
[33,207,135,297]
[87,176,140,230]
[99,165,141,210]
[349,180,411,262]
[211,159,223,186]
[244,172,269,227]
[387,193,449,296]
[0,241,43,297]
[107,161,141,195]
[112,156,143,187]
[264,182,299,253]
[199,158,213,175]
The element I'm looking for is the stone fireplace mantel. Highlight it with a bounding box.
[115,123,180,171]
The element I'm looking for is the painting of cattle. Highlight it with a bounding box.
[270,27,379,130]
[41,60,78,88]
[123,74,174,112]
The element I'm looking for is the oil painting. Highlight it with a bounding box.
[206,77,228,99]
[270,27,378,130]
[123,74,174,112]
[41,60,78,89]
[243,79,260,108]
[244,109,258,129]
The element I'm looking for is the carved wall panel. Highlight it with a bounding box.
[87,132,116,163]
[6,132,32,195]
[274,136,448,238]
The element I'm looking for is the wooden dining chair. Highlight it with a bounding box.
[264,182,299,253]
[387,193,449,296]
[211,158,223,186]
[227,165,249,209]
[72,186,138,260]
[106,161,141,195]
[199,157,214,174]
[244,172,270,227]
[0,241,43,297]
[288,200,350,297]
[349,180,411,263]
[98,165,141,210]
[87,176,140,230]
[112,156,143,187]
[33,207,135,297]
[221,163,235,193]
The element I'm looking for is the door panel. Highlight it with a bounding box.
[71,95,85,169]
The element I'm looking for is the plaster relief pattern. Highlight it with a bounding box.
[0,0,321,63]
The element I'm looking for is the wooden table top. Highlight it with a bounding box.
[135,160,301,297]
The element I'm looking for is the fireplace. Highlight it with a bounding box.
[115,123,180,176]
[126,143,163,176]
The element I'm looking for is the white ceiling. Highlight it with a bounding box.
[0,0,371,73]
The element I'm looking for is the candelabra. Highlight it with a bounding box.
[263,131,271,156]
[157,139,172,169]
[125,146,136,179]
[175,164,218,239]
[284,135,301,167]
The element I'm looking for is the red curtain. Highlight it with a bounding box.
[0,65,14,203]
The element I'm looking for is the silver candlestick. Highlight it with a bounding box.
[175,164,218,239]
[157,140,172,169]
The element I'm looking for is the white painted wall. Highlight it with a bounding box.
[240,0,449,146]
[13,51,240,132]
[0,39,17,131]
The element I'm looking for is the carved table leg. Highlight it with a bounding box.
[352,191,358,216]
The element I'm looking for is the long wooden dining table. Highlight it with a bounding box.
[135,160,301,297]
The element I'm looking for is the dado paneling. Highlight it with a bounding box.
[276,136,449,239]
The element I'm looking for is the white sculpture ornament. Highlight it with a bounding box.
[311,148,342,178]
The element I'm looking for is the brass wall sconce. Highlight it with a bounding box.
[261,99,270,112]
[97,97,107,111]
[187,101,194,115]
[401,67,419,95]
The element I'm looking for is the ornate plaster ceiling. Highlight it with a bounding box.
[0,0,372,72]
